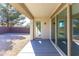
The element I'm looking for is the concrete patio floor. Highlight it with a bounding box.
[0,33,30,56]
[18,39,60,56]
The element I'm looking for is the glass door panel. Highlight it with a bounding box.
[72,3,79,56]
[57,8,67,55]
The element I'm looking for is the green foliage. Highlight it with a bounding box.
[9,14,19,20]
[0,3,26,27]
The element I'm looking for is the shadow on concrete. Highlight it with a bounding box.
[31,39,60,56]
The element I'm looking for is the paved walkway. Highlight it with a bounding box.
[18,39,60,56]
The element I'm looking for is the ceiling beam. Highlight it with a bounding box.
[10,3,34,20]
[49,3,66,19]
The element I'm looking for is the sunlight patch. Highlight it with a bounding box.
[38,41,42,44]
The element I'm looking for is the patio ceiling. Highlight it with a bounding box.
[25,3,60,18]
[10,3,61,19]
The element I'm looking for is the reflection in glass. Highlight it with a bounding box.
[72,3,79,56]
[57,9,67,55]
[36,21,41,37]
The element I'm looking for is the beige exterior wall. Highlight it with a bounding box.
[33,18,51,39]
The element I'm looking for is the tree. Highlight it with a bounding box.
[0,3,28,27]
[0,3,22,27]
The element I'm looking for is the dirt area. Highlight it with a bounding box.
[0,33,30,56]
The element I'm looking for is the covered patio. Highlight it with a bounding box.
[0,3,79,56]
[0,3,71,56]
[0,3,61,56]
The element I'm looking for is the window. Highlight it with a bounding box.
[59,21,64,28]
[36,21,41,37]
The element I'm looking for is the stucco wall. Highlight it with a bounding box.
[34,18,51,39]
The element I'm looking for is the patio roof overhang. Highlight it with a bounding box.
[10,3,34,20]
[10,3,63,20]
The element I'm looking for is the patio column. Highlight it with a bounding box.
[55,16,57,45]
[67,4,72,56]
[33,19,34,39]
[30,19,34,40]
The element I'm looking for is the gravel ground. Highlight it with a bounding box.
[0,33,30,56]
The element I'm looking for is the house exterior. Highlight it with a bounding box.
[10,3,79,56]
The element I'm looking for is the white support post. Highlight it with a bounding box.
[30,19,34,40]
[55,16,57,45]
[67,4,72,56]
[33,19,34,39]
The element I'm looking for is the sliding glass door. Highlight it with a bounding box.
[72,3,79,56]
[57,8,67,55]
